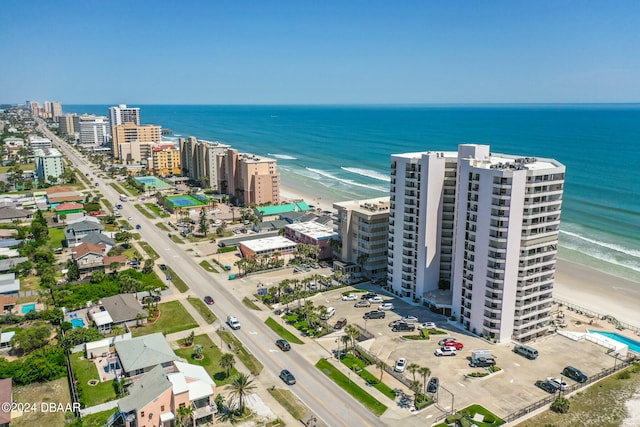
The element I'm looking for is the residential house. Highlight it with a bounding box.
[54,202,84,223]
[46,185,84,207]
[101,294,147,329]
[114,333,179,378]
[79,231,115,251]
[0,378,11,426]
[0,206,33,223]
[64,217,104,247]
[114,362,216,427]
[0,257,28,273]
[71,242,126,273]
[0,273,20,314]
[0,330,15,352]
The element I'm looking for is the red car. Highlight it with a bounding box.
[204,296,215,305]
[444,341,464,350]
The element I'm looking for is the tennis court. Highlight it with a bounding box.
[134,176,172,189]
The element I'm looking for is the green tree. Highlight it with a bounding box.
[66,263,80,282]
[228,373,256,414]
[219,353,236,378]
[551,397,570,414]
[142,258,154,274]
[11,323,51,353]
[376,359,386,382]
[193,344,204,359]
[407,363,420,382]
[344,324,360,355]
[175,404,194,427]
[198,208,208,236]
[418,366,431,391]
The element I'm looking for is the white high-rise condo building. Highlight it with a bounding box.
[388,144,565,343]
[109,104,141,135]
[77,115,110,145]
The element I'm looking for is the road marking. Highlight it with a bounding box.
[249,331,258,335]
[514,362,521,367]
[457,382,465,387]
[269,349,279,353]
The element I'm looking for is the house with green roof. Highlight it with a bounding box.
[257,202,312,220]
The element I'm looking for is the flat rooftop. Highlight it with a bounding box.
[286,221,337,240]
[241,236,296,252]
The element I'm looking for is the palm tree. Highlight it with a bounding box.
[175,405,193,427]
[193,344,204,360]
[376,359,386,382]
[340,335,350,356]
[418,366,431,392]
[228,373,256,415]
[407,363,420,382]
[344,324,360,355]
[220,353,235,378]
[409,380,422,403]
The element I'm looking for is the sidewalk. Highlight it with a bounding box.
[79,399,119,416]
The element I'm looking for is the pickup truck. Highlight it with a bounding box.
[226,315,241,330]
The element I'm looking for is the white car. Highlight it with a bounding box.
[547,377,569,391]
[401,315,419,323]
[420,322,437,329]
[368,296,384,303]
[226,315,241,330]
[378,302,394,311]
[435,346,457,357]
[127,216,133,220]
[394,358,407,373]
[341,294,357,301]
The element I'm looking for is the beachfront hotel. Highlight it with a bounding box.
[388,144,565,343]
[333,197,390,281]
[112,123,163,159]
[108,104,141,128]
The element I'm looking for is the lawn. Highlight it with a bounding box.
[132,300,198,337]
[264,317,304,344]
[101,198,113,211]
[447,404,505,427]
[134,203,154,219]
[340,354,395,400]
[165,266,189,292]
[170,234,185,244]
[242,296,262,311]
[0,163,36,173]
[138,241,160,260]
[77,409,118,427]
[516,362,640,427]
[155,222,170,232]
[199,260,219,273]
[145,203,170,218]
[187,296,217,324]
[109,183,128,196]
[49,227,66,248]
[11,377,72,427]
[315,358,387,416]
[268,388,307,420]
[70,352,117,407]
[174,334,239,386]
[218,330,264,376]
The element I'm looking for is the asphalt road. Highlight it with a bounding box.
[38,120,382,426]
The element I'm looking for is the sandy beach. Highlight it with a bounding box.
[280,184,640,329]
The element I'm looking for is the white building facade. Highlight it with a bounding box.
[388,144,565,343]
[34,148,64,183]
[109,104,141,130]
[77,115,110,145]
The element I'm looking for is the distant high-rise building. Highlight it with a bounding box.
[77,115,110,145]
[59,114,76,136]
[236,151,280,206]
[109,104,141,133]
[179,137,230,191]
[333,197,390,281]
[44,101,63,121]
[388,144,565,343]
[34,148,64,184]
[112,123,162,159]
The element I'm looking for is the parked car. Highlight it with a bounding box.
[401,315,419,323]
[563,366,588,383]
[142,295,161,303]
[547,377,569,391]
[420,322,437,329]
[438,337,457,346]
[159,264,167,270]
[392,322,416,332]
[279,369,296,385]
[341,294,357,301]
[363,310,386,319]
[427,377,439,393]
[204,296,214,305]
[394,358,407,373]
[354,300,371,308]
[443,340,464,350]
[361,292,377,300]
[378,302,394,311]
[276,339,291,351]
[435,346,457,357]
[226,315,241,330]
[470,357,496,368]
[334,317,347,329]
[535,380,559,394]
[369,296,384,303]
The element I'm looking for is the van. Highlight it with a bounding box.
[563,366,588,383]
[513,344,539,360]
[321,307,336,320]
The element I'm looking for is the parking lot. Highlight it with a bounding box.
[308,285,619,419]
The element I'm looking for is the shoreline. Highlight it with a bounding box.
[279,184,640,328]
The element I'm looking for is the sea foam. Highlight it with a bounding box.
[306,168,389,193]
[268,153,297,160]
[341,167,391,182]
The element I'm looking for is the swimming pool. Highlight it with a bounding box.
[21,304,36,314]
[589,330,640,353]
[134,176,172,189]
[167,195,208,208]
[71,318,86,328]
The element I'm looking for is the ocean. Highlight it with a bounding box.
[66,104,640,282]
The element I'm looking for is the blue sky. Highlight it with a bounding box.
[2,1,639,104]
